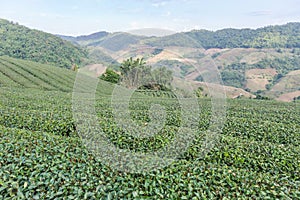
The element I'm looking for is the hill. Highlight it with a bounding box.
[0,56,76,91]
[186,22,300,49]
[0,54,299,198]
[143,33,202,48]
[57,31,110,46]
[61,22,300,49]
[60,31,143,50]
[139,46,299,101]
[0,18,88,68]
[56,23,300,101]
[267,69,300,101]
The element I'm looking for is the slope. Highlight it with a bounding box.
[0,67,299,198]
[56,23,300,101]
[0,18,88,68]
[186,22,300,49]
[0,56,76,92]
[64,22,300,50]
[268,69,300,101]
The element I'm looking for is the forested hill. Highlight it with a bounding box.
[57,31,109,44]
[59,22,300,49]
[185,22,300,49]
[0,18,88,68]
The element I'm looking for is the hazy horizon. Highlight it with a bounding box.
[1,0,299,36]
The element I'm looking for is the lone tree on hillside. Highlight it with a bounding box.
[120,57,148,88]
[100,69,120,84]
[101,57,173,90]
[120,57,173,90]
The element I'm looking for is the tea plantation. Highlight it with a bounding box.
[0,56,299,199]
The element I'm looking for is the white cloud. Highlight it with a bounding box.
[162,11,171,17]
[152,1,167,7]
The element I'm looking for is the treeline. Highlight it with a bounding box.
[186,22,300,49]
[58,22,300,50]
[0,19,87,68]
[138,23,300,49]
[144,33,203,48]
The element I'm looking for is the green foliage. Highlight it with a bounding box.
[1,84,299,198]
[218,56,300,90]
[265,83,272,90]
[87,47,118,65]
[254,94,271,100]
[255,56,300,75]
[120,57,146,76]
[186,22,300,49]
[120,57,173,89]
[152,48,163,55]
[90,33,142,51]
[293,96,300,101]
[211,52,221,59]
[195,75,204,82]
[59,23,299,49]
[194,86,204,97]
[100,69,120,84]
[179,65,193,76]
[145,33,202,48]
[154,60,193,78]
[0,47,300,199]
[221,70,245,88]
[0,56,76,91]
[219,62,249,88]
[0,18,87,68]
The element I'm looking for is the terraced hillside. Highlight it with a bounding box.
[0,56,76,92]
[0,57,299,199]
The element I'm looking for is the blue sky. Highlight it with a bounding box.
[0,0,299,36]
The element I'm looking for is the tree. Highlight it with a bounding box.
[120,57,145,75]
[0,19,87,68]
[120,57,147,88]
[119,57,173,90]
[100,69,120,84]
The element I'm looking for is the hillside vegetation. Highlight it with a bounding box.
[0,56,299,198]
[0,16,299,199]
[0,56,76,91]
[0,19,88,68]
[186,22,300,49]
[57,23,300,101]
[60,22,300,49]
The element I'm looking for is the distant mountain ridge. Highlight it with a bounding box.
[59,22,300,49]
[187,22,300,49]
[57,31,109,43]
